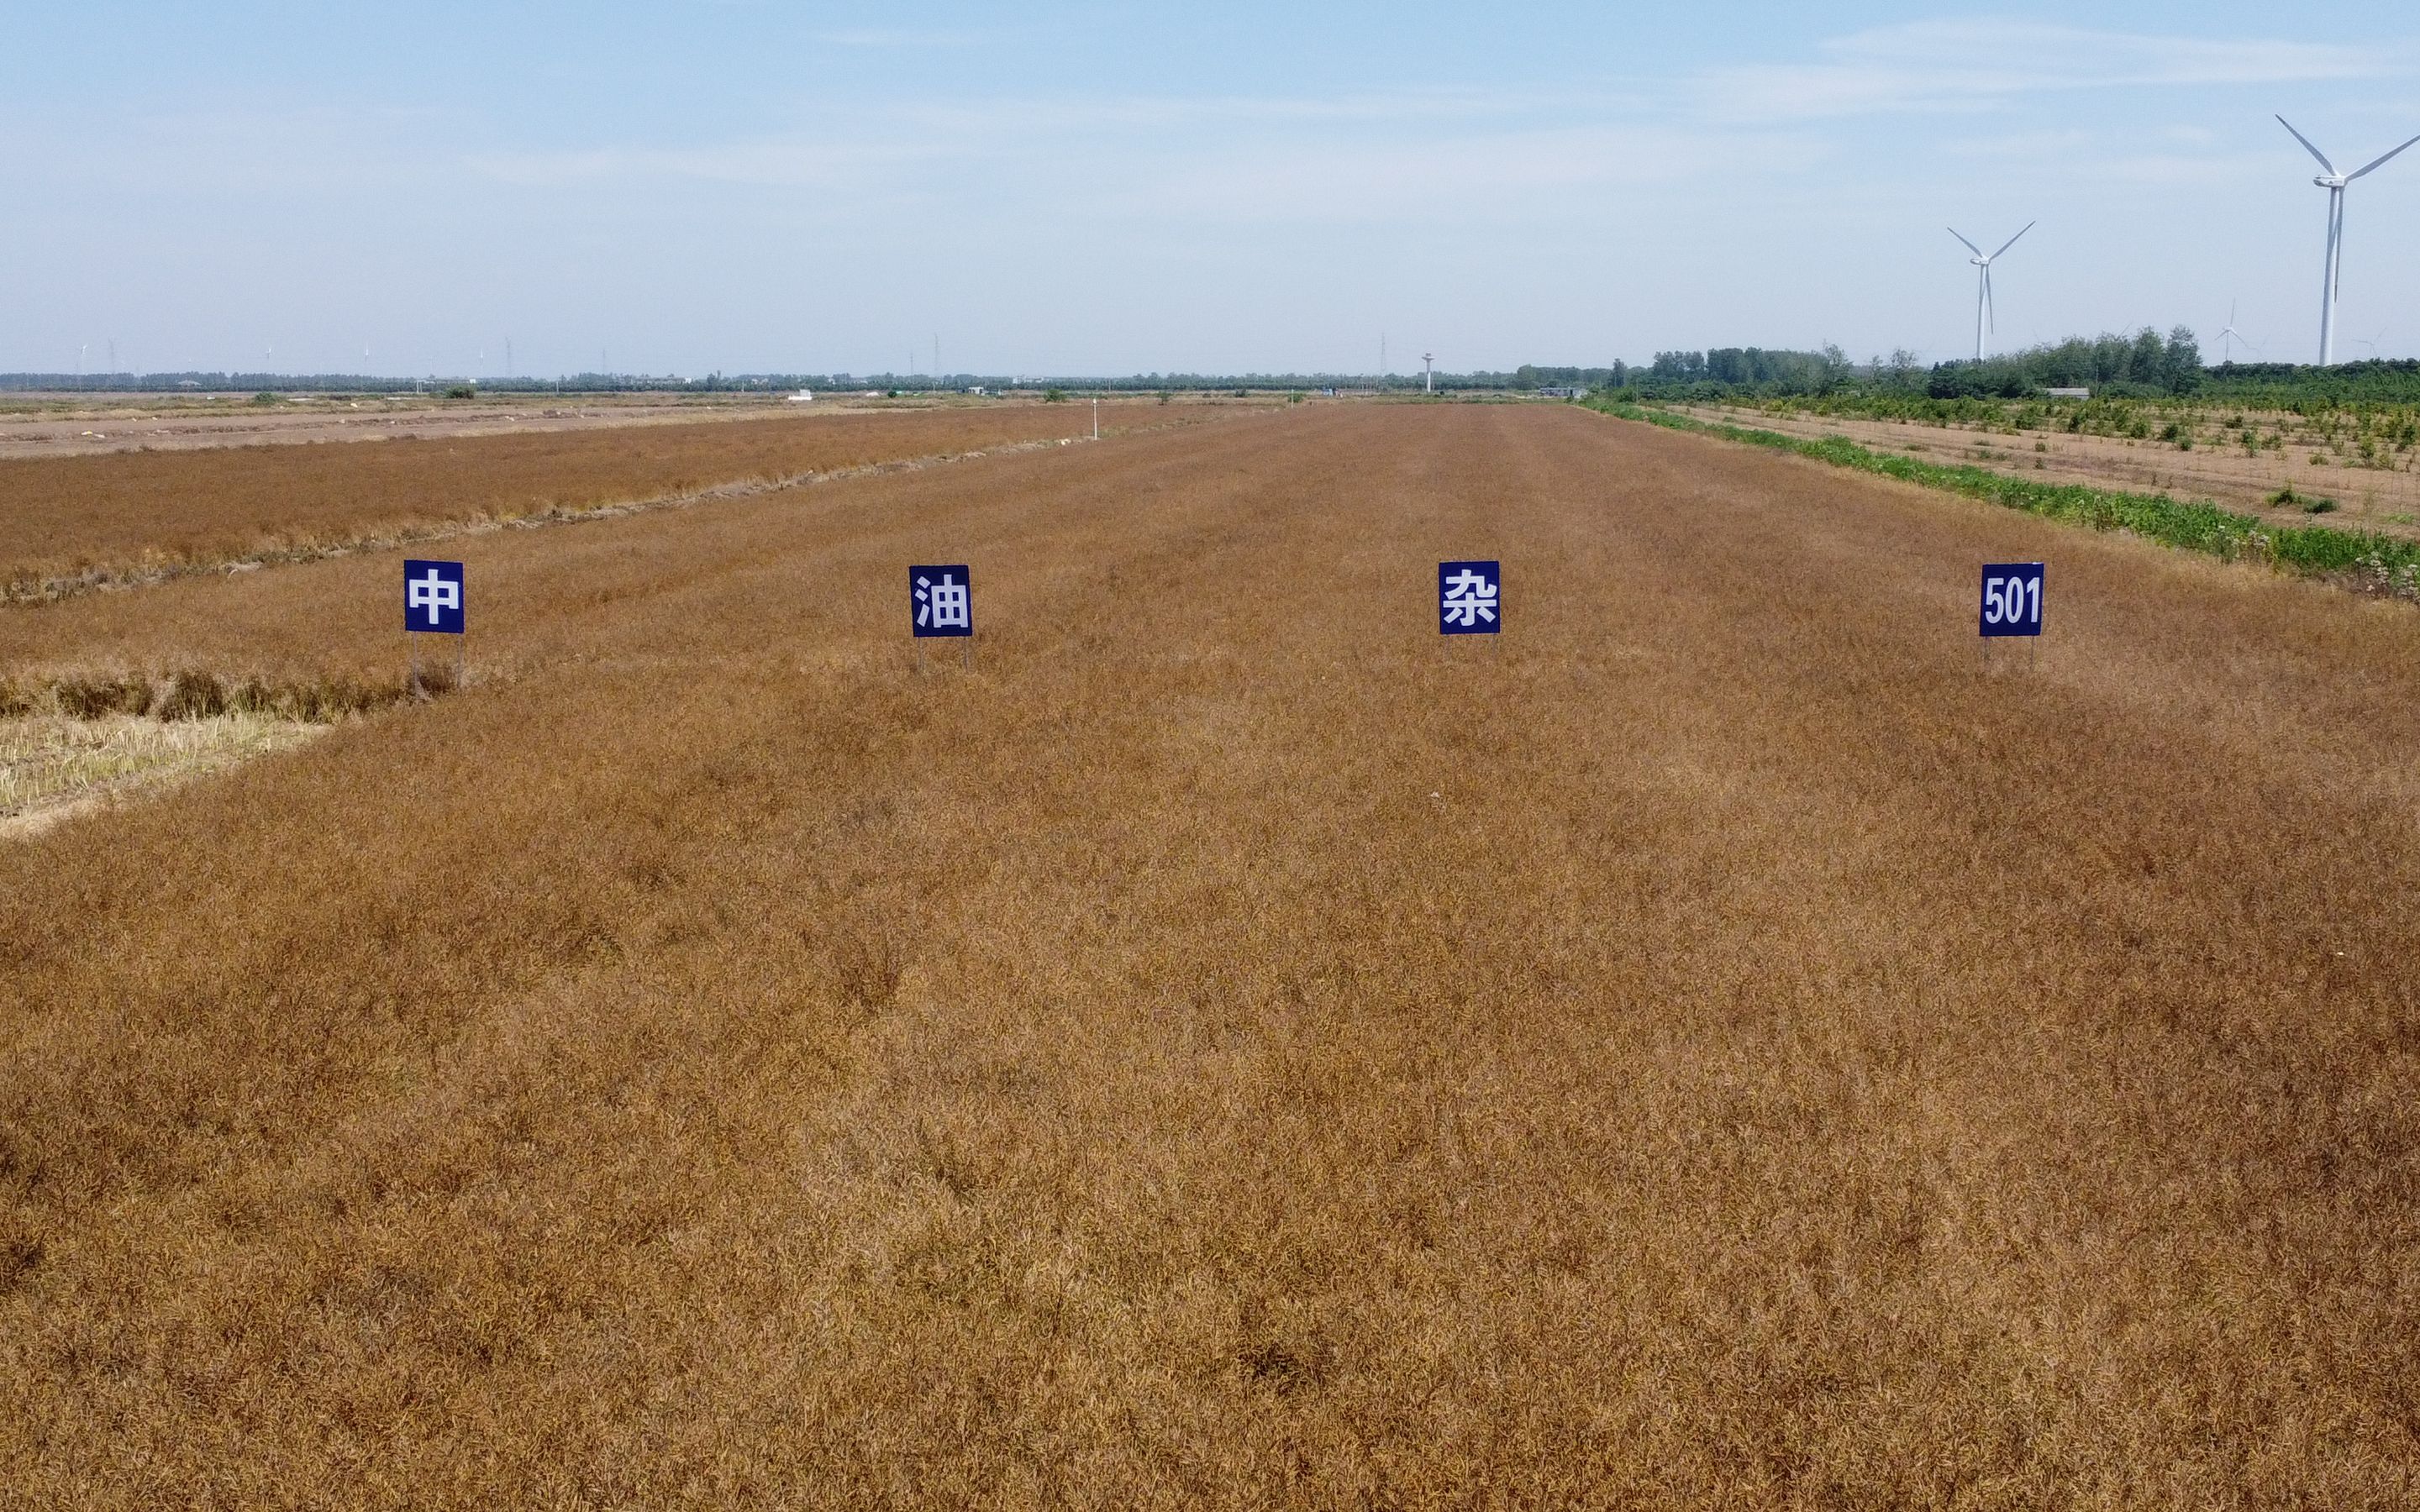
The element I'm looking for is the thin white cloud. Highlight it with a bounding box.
[462,87,1657,194]
[471,139,954,189]
[810,27,989,49]
[1703,19,2406,122]
[1114,125,1825,225]
[1938,129,2096,160]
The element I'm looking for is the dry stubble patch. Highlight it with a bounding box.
[2,405,2417,1505]
[0,712,329,840]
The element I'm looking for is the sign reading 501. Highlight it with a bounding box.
[1979,562,2043,638]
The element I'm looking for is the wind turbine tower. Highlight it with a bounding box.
[1947,223,2033,361]
[2275,114,2420,365]
[1423,353,1435,394]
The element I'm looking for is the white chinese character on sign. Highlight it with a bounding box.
[408,568,460,627]
[1441,568,1497,627]
[916,571,970,630]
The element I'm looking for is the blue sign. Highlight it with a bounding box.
[403,559,465,634]
[911,564,972,638]
[1439,559,1501,635]
[1979,562,2043,638]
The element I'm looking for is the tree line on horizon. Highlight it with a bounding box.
[10,337,2420,405]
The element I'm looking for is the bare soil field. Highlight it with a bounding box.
[0,402,1235,601]
[1688,401,2420,542]
[3,405,2417,1504]
[0,392,1093,459]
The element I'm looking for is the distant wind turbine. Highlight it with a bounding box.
[2275,114,2420,365]
[2217,301,2257,364]
[1947,223,2033,361]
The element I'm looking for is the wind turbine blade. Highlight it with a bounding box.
[1990,220,2035,259]
[1947,227,1985,257]
[2275,115,2337,174]
[2349,130,2420,179]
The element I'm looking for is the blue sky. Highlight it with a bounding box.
[6,3,2419,376]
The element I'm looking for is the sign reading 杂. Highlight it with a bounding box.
[1439,560,1501,635]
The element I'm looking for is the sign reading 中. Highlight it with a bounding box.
[911,565,973,638]
[403,559,465,634]
[1439,559,1502,635]
[1979,562,2044,638]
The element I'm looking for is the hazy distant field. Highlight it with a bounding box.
[0,401,1231,601]
[4,404,2417,1503]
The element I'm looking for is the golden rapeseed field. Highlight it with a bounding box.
[3,402,2417,1504]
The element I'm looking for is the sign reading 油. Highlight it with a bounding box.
[911,565,973,638]
[404,559,465,634]
[1439,560,1502,635]
[1979,563,2044,638]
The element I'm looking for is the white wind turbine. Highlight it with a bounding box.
[2217,301,2259,364]
[2275,114,2420,365]
[1947,223,2033,361]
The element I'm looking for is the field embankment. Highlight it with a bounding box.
[1611,401,2420,596]
[0,402,1229,601]
[3,404,2417,1504]
[1683,396,2420,541]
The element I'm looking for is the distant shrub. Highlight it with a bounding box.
[442,384,475,400]
[251,391,278,406]
[1044,388,1067,403]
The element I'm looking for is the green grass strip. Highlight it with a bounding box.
[1590,401,2420,589]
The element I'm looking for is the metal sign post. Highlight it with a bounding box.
[1979,561,2043,671]
[1439,560,1502,643]
[402,559,466,697]
[911,564,974,672]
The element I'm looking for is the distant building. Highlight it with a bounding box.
[786,390,813,403]
[1537,386,1589,400]
[2045,386,2090,398]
